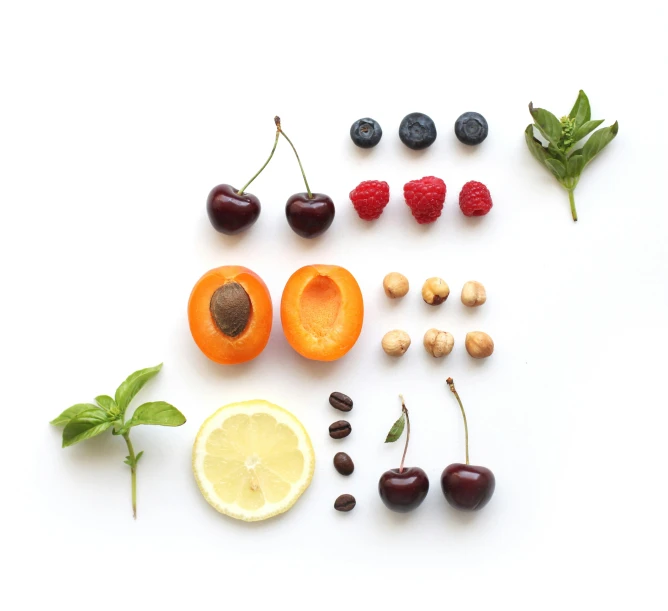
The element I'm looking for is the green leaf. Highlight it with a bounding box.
[569,90,591,128]
[572,119,604,144]
[115,363,163,415]
[384,413,405,443]
[581,122,618,167]
[50,403,99,427]
[62,409,113,447]
[95,395,117,413]
[525,125,554,168]
[127,401,186,428]
[135,451,144,464]
[545,158,566,180]
[567,154,585,179]
[529,103,562,147]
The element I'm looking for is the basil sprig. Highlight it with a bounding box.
[525,90,618,221]
[50,363,185,518]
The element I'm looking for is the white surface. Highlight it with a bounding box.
[2,1,667,609]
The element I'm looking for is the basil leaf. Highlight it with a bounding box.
[95,395,117,413]
[115,363,163,415]
[569,90,591,128]
[384,413,405,443]
[50,403,99,427]
[127,401,186,427]
[581,122,619,167]
[567,154,585,179]
[572,119,604,144]
[529,103,562,147]
[62,409,113,447]
[124,451,144,468]
[525,125,554,168]
[545,158,566,180]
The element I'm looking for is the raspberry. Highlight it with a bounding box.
[349,180,390,220]
[459,181,493,216]
[403,176,446,224]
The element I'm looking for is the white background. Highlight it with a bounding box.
[1,1,667,609]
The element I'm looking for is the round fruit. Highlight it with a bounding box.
[188,266,272,365]
[281,265,364,361]
[285,193,335,238]
[441,463,495,511]
[459,181,493,217]
[192,400,315,521]
[378,467,430,512]
[350,117,383,148]
[442,378,496,512]
[207,184,261,235]
[349,180,390,221]
[454,112,488,145]
[398,112,437,150]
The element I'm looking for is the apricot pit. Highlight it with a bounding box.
[210,282,251,338]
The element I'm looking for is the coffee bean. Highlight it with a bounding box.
[334,494,356,512]
[329,420,352,439]
[333,452,355,475]
[329,391,353,412]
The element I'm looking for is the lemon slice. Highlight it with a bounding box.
[192,400,315,521]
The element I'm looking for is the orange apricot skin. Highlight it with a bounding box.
[188,266,272,365]
[281,264,364,362]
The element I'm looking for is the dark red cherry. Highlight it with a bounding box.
[285,192,335,238]
[441,463,495,511]
[207,184,261,235]
[378,467,429,513]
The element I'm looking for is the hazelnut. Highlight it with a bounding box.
[381,330,411,356]
[461,281,487,307]
[465,331,494,359]
[423,329,454,358]
[421,277,450,305]
[383,272,409,299]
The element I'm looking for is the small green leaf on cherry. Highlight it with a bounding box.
[385,413,406,443]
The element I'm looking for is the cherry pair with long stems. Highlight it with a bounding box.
[378,395,430,513]
[442,377,496,511]
[206,117,334,237]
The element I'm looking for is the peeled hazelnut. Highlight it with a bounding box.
[383,272,409,299]
[423,329,454,358]
[422,277,450,305]
[381,330,411,356]
[461,281,487,307]
[465,331,494,359]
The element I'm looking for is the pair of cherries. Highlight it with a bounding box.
[379,378,496,513]
[207,117,334,239]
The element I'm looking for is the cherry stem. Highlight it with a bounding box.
[237,122,281,196]
[276,116,313,199]
[446,378,469,465]
[398,394,410,474]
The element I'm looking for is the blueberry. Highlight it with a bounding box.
[350,117,382,148]
[398,112,437,150]
[454,112,488,145]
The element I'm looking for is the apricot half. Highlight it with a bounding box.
[188,266,272,364]
[281,265,364,361]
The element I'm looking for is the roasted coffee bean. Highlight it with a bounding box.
[334,494,356,512]
[329,391,353,412]
[329,420,352,439]
[333,452,355,475]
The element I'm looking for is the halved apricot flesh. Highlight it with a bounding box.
[188,266,272,364]
[281,265,364,361]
